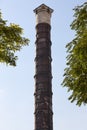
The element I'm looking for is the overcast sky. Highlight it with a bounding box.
[0,0,87,130]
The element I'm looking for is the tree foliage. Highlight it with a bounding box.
[62,2,87,106]
[0,11,29,66]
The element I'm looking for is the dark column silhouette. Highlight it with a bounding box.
[34,4,53,130]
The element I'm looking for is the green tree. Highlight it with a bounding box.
[62,2,87,106]
[0,11,29,66]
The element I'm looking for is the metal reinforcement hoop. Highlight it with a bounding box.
[34,4,53,130]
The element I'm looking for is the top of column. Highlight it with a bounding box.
[33,4,53,25]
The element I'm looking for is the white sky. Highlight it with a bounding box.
[0,0,87,130]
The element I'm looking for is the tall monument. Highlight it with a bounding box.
[34,4,53,130]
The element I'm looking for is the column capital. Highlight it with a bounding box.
[34,4,53,25]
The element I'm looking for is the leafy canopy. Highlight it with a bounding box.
[0,11,29,66]
[62,2,87,106]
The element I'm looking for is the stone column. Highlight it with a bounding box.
[34,4,53,130]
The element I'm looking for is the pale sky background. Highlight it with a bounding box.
[0,0,87,130]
